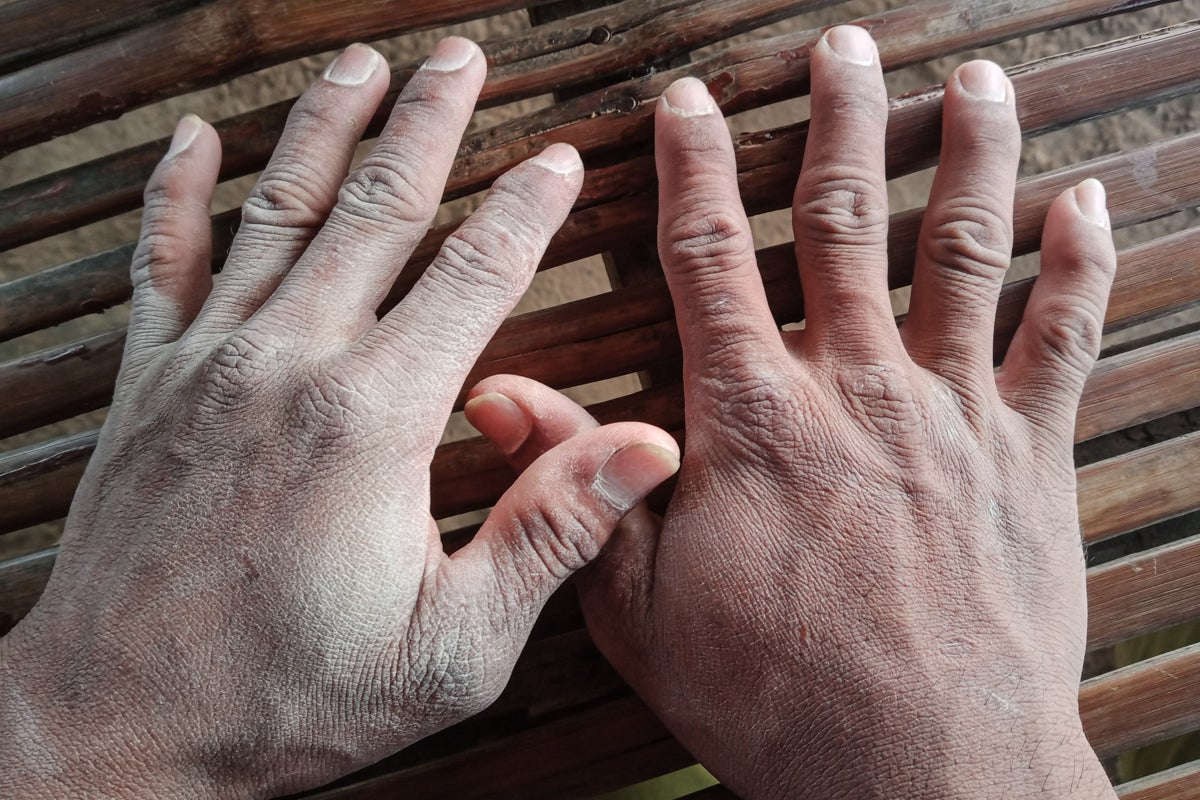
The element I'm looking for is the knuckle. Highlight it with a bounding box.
[664,201,753,273]
[921,207,1012,283]
[436,215,531,297]
[795,168,889,245]
[704,364,805,456]
[131,225,193,292]
[837,361,927,441]
[1033,302,1102,376]
[509,497,599,582]
[337,155,433,230]
[287,371,379,453]
[195,331,283,408]
[241,168,331,233]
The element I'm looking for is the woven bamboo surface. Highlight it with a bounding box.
[1,0,1197,796]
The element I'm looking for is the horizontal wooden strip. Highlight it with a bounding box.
[0,329,124,439]
[0,213,240,344]
[3,20,1195,343]
[0,0,824,252]
[1077,326,1200,444]
[1117,760,1200,800]
[1078,432,1200,545]
[0,547,54,635]
[1081,642,1200,760]
[0,0,202,74]
[0,0,559,157]
[443,0,1174,203]
[295,694,690,799]
[1,311,1195,537]
[4,104,1197,442]
[1087,534,1200,650]
[0,430,97,535]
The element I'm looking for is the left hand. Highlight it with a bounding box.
[0,38,678,799]
[469,27,1118,799]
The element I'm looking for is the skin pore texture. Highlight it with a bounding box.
[1,26,1117,800]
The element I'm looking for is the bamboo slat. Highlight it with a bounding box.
[0,547,54,635]
[443,0,1174,202]
[1078,432,1200,545]
[0,0,203,75]
[1117,760,1200,800]
[2,20,1195,344]
[0,0,828,252]
[1087,534,1200,651]
[2,312,1197,535]
[1077,329,1200,444]
[0,330,124,440]
[296,695,690,799]
[0,431,97,535]
[0,0,567,157]
[1081,643,1200,760]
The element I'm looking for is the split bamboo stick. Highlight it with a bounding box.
[0,0,202,74]
[1076,328,1200,444]
[0,0,563,156]
[1081,642,1200,760]
[1078,431,1200,545]
[0,547,53,635]
[1117,761,1200,800]
[4,159,1197,446]
[1087,534,1200,651]
[442,0,1175,202]
[2,22,1195,342]
[0,0,828,251]
[2,284,1198,532]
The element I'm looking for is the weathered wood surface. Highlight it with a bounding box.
[3,20,1196,342]
[1,0,1197,794]
[1087,534,1200,651]
[0,0,203,75]
[1116,760,1200,800]
[0,0,827,252]
[1081,643,1200,760]
[6,20,1196,347]
[2,311,1198,535]
[0,0,566,156]
[1078,432,1200,545]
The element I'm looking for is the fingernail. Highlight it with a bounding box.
[661,77,714,118]
[166,114,202,158]
[464,392,531,455]
[324,43,381,86]
[1075,178,1110,229]
[822,25,876,66]
[530,143,583,176]
[593,442,680,509]
[957,60,1008,103]
[422,37,477,72]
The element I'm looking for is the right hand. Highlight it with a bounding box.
[468,26,1118,799]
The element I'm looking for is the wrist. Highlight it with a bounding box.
[0,626,228,800]
[740,707,1116,800]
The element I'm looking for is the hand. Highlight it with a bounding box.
[469,26,1118,799]
[0,39,679,799]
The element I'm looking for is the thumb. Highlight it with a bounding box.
[448,421,678,635]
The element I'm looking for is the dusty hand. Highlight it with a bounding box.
[0,39,678,799]
[471,26,1118,799]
